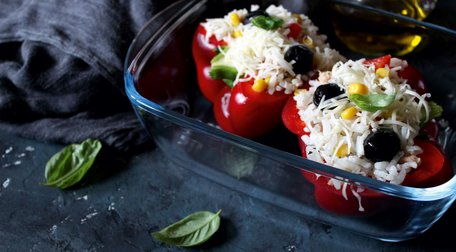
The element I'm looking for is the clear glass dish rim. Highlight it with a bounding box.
[123,0,456,202]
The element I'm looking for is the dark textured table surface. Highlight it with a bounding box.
[1,130,455,251]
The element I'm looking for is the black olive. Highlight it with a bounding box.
[284,45,314,74]
[245,10,269,23]
[313,83,344,107]
[364,129,401,162]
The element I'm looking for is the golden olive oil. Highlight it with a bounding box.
[331,0,437,56]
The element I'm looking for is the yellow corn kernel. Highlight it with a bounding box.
[336,144,349,157]
[230,13,241,26]
[341,107,358,120]
[252,79,268,92]
[232,30,242,38]
[294,88,307,96]
[264,77,270,84]
[292,13,302,24]
[376,68,389,78]
[383,109,393,118]
[348,83,369,95]
[302,36,314,48]
[383,109,401,120]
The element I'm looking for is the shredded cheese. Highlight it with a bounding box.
[295,57,432,211]
[201,5,344,94]
[294,58,430,184]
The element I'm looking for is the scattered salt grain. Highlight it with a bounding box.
[4,147,13,154]
[49,225,57,234]
[76,195,88,201]
[60,215,71,224]
[2,178,10,188]
[81,211,99,224]
[16,153,26,158]
[283,245,297,252]
[108,202,116,211]
[1,161,21,168]
[25,146,35,152]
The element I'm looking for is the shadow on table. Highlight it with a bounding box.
[73,144,149,189]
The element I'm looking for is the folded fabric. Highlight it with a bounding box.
[0,0,176,152]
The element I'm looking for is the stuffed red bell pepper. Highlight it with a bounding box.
[282,55,453,215]
[192,4,344,138]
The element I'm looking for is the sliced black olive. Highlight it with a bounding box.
[284,45,314,75]
[245,10,269,23]
[364,129,401,162]
[313,83,344,107]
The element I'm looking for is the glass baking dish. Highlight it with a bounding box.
[124,0,456,242]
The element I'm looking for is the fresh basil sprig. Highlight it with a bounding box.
[210,52,225,64]
[152,210,222,247]
[428,101,443,120]
[222,78,235,88]
[349,93,395,112]
[251,15,284,30]
[420,100,444,126]
[210,48,237,88]
[214,46,227,54]
[43,138,102,189]
[209,65,238,87]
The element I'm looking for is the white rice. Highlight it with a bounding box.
[201,5,345,94]
[295,58,429,185]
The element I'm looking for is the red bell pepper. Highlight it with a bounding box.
[282,56,454,216]
[213,79,290,138]
[192,25,228,103]
[282,96,307,136]
[363,54,391,69]
[300,139,452,216]
[397,64,428,95]
[402,139,453,188]
[307,172,394,216]
[192,25,296,138]
[287,23,302,40]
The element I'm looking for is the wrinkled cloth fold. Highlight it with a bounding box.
[0,0,174,152]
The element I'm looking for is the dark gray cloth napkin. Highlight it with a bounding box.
[0,0,175,152]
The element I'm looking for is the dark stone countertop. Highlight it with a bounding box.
[0,130,455,251]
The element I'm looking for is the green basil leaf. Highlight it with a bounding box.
[420,100,444,127]
[209,65,237,84]
[222,78,234,88]
[211,46,229,64]
[214,46,227,54]
[349,93,395,112]
[428,101,443,120]
[251,15,284,30]
[152,210,222,247]
[210,48,237,87]
[210,52,225,64]
[43,138,102,189]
